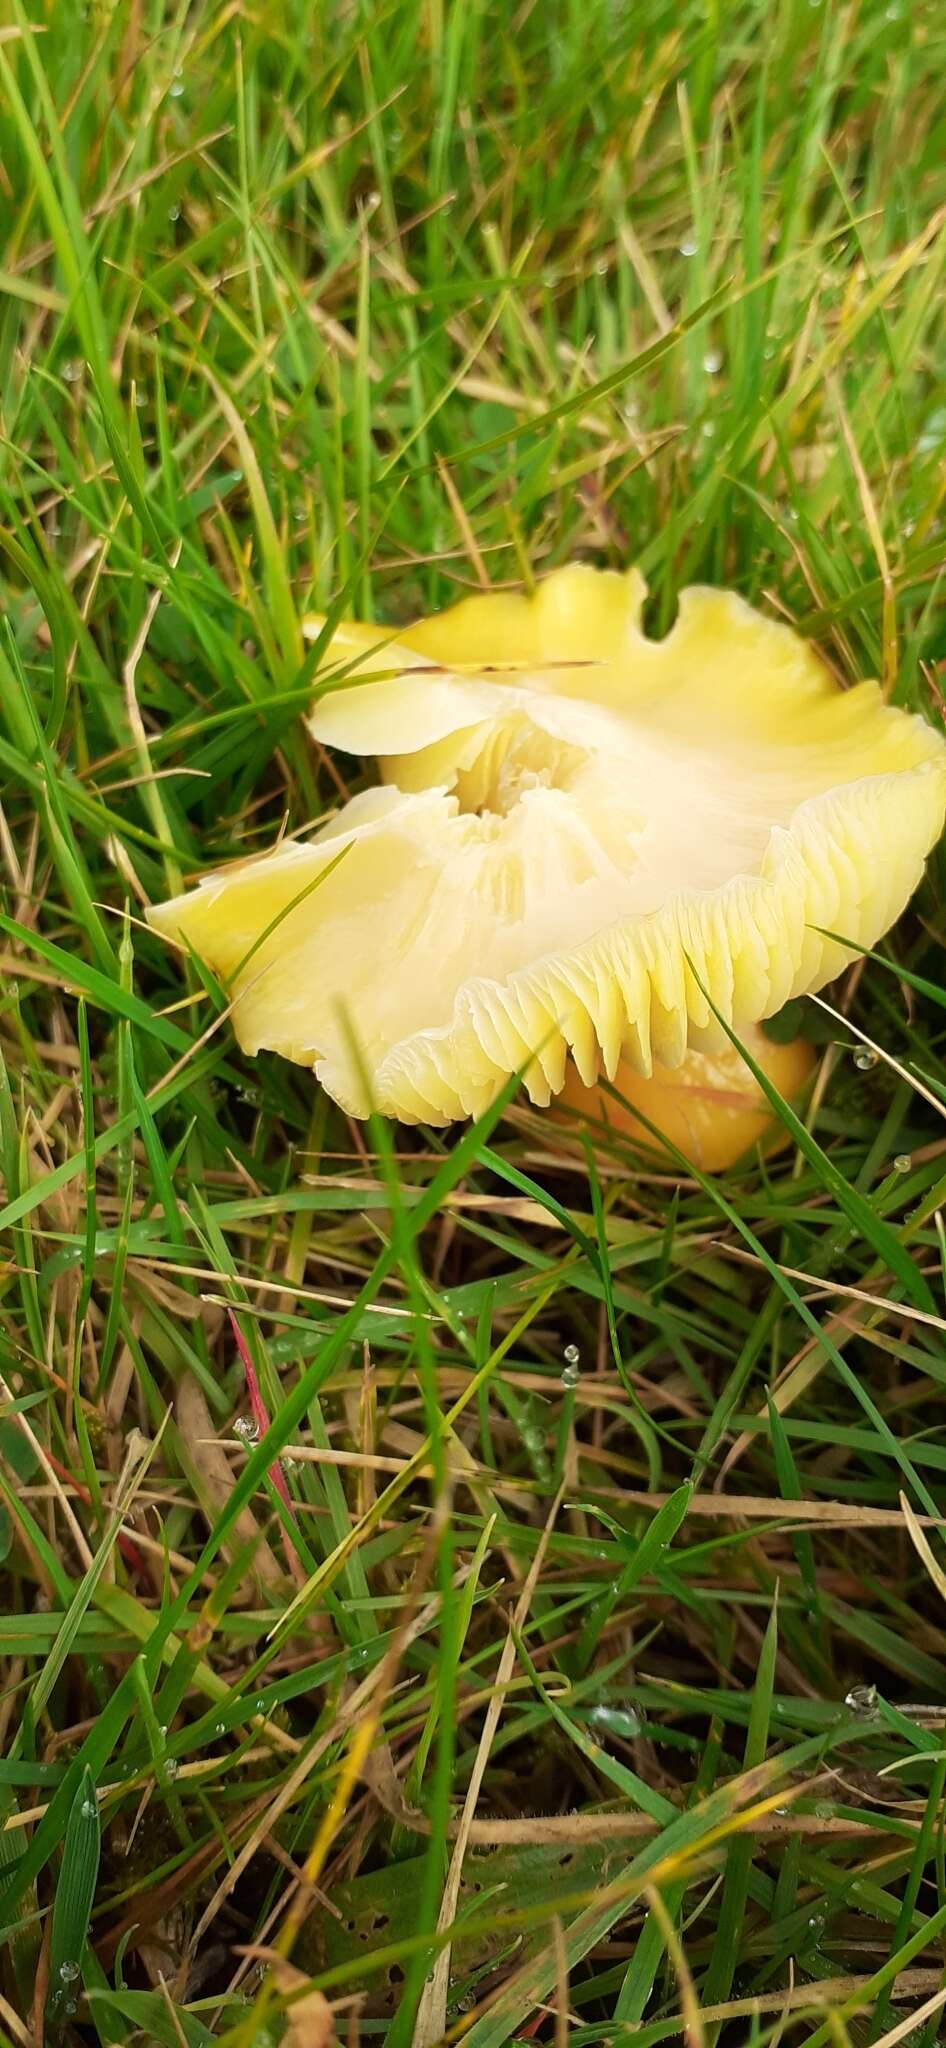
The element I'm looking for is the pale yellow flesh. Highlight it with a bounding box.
[149,565,946,1124]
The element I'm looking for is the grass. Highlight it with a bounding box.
[0,0,946,2040]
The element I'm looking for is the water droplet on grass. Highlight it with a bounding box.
[894,1153,912,1174]
[234,1414,260,1444]
[702,348,722,374]
[679,235,698,258]
[589,1704,642,1737]
[845,1683,878,1712]
[854,1048,878,1070]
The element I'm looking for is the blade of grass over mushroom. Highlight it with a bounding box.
[810,929,946,1013]
[229,842,354,983]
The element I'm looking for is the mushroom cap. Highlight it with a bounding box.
[149,566,946,1123]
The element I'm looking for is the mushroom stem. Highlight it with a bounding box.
[558,1023,816,1173]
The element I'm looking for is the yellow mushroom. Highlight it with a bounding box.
[149,565,946,1136]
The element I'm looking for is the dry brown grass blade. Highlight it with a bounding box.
[713,1239,946,1335]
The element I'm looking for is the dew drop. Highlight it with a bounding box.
[702,348,722,374]
[845,1683,878,1713]
[60,1960,80,1983]
[168,203,181,222]
[214,1721,225,1736]
[63,359,83,383]
[562,1342,580,1387]
[164,1757,180,1780]
[894,1153,912,1174]
[234,1414,261,1445]
[589,1704,642,1738]
[854,1048,878,1071]
[679,235,698,258]
[169,75,185,97]
[81,1798,96,1819]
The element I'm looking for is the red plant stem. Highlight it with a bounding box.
[227,1307,297,1520]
